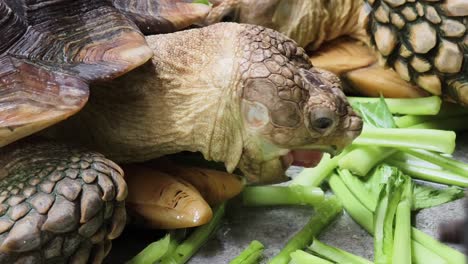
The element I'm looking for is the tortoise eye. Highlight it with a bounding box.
[309,108,337,134]
[313,117,333,130]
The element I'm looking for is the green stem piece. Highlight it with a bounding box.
[411,228,466,264]
[353,127,456,154]
[127,234,171,264]
[269,196,343,264]
[338,146,397,176]
[229,240,264,264]
[242,186,324,207]
[387,159,468,187]
[347,96,442,115]
[329,174,374,233]
[288,250,334,264]
[161,203,226,264]
[309,239,373,264]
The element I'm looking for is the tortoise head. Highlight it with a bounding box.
[236,26,362,183]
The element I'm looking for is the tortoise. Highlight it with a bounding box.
[0,0,363,262]
[205,0,468,105]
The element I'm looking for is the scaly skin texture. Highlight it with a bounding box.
[49,23,362,184]
[0,140,127,263]
[205,0,367,50]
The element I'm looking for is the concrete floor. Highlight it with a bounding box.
[107,133,467,263]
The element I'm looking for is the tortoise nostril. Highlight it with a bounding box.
[313,117,333,130]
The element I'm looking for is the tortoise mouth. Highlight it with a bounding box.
[281,150,323,169]
[280,146,337,169]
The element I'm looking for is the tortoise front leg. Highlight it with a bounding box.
[0,140,127,263]
[124,164,243,230]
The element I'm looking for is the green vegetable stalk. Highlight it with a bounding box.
[347,96,442,115]
[229,240,264,264]
[161,203,226,264]
[127,234,171,264]
[328,174,374,233]
[386,159,468,187]
[402,148,468,176]
[242,186,324,207]
[269,196,343,264]
[338,169,378,212]
[338,146,397,176]
[288,250,334,264]
[392,178,412,264]
[308,239,373,264]
[353,127,456,154]
[291,153,341,187]
[411,228,466,264]
[374,168,406,264]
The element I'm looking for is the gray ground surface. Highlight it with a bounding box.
[107,133,467,263]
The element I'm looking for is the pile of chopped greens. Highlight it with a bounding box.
[128,96,467,264]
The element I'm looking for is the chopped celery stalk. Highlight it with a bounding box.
[161,204,225,264]
[347,96,442,115]
[269,196,343,264]
[338,169,378,212]
[329,174,374,233]
[288,250,334,264]
[242,186,324,207]
[392,180,412,264]
[291,152,344,187]
[338,146,397,176]
[412,184,464,210]
[395,115,435,128]
[329,171,455,264]
[229,240,264,264]
[409,116,468,131]
[127,234,171,264]
[374,170,406,264]
[390,152,442,170]
[412,241,447,264]
[387,159,468,187]
[402,148,468,176]
[411,228,466,264]
[309,239,373,264]
[353,127,456,154]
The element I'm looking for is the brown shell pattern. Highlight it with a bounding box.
[366,0,468,104]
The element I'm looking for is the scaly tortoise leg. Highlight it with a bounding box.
[124,163,243,230]
[0,140,127,263]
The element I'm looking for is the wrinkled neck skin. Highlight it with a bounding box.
[48,24,245,172]
[208,0,367,49]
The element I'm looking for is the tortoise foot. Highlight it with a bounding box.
[0,140,127,263]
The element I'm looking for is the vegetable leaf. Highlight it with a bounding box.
[413,184,464,210]
[353,96,396,128]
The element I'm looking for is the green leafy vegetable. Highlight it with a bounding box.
[353,96,396,128]
[412,184,464,210]
[229,240,264,264]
